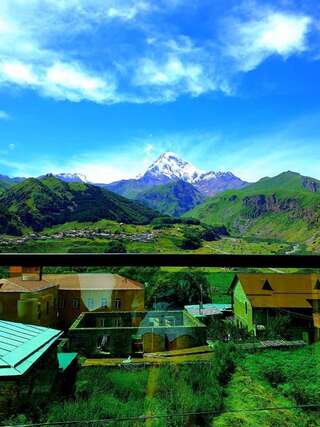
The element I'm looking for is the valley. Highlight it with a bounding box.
[1,153,320,254]
[0,218,300,258]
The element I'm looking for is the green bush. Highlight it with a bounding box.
[104,240,127,253]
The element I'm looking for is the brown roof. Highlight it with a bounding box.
[43,273,144,291]
[0,278,57,293]
[232,273,320,308]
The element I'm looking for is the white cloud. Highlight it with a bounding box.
[134,46,220,101]
[0,1,314,103]
[62,162,136,183]
[107,1,152,21]
[0,110,10,120]
[8,143,15,150]
[44,62,117,103]
[0,61,38,85]
[225,10,312,71]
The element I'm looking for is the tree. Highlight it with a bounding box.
[104,240,127,253]
[201,228,219,241]
[148,270,210,308]
[179,229,202,250]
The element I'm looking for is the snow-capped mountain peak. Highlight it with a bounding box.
[143,152,205,183]
[54,173,89,183]
[107,152,247,197]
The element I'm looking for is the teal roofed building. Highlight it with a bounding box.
[0,320,63,417]
[0,320,62,376]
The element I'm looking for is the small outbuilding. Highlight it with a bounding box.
[0,320,63,417]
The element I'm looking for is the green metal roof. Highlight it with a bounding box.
[0,320,62,377]
[57,352,78,371]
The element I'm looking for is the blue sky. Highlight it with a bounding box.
[0,0,320,183]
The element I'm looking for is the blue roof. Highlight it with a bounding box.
[0,320,62,377]
[184,304,232,317]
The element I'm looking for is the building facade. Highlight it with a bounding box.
[230,273,320,340]
[0,277,59,327]
[0,269,145,329]
[44,273,145,328]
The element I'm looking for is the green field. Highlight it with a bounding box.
[0,218,298,257]
[213,343,320,426]
[4,344,320,426]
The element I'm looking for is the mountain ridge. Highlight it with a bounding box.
[0,175,158,234]
[103,152,248,198]
[136,179,205,217]
[185,171,320,244]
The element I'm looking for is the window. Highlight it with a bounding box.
[72,298,80,309]
[114,298,121,310]
[37,303,41,320]
[101,297,107,308]
[262,280,273,291]
[86,298,94,310]
[113,318,121,327]
[99,318,108,327]
[315,280,320,290]
[245,302,248,314]
[59,298,65,309]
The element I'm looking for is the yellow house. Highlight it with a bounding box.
[0,277,59,327]
[230,273,320,340]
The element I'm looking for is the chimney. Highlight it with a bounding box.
[10,266,42,281]
[9,266,22,278]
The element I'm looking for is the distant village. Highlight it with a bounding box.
[0,229,159,246]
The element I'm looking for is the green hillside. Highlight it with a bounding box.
[185,171,320,244]
[136,180,205,217]
[0,174,24,191]
[0,175,158,234]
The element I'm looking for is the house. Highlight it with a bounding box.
[68,310,207,356]
[0,320,63,417]
[0,275,59,327]
[229,273,320,340]
[0,268,145,329]
[44,273,145,328]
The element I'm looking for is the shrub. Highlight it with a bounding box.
[104,240,127,253]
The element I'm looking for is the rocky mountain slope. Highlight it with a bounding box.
[185,171,320,243]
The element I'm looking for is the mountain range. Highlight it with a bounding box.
[0,175,157,235]
[103,152,248,199]
[186,171,320,244]
[0,152,248,217]
[136,180,205,217]
[2,154,320,248]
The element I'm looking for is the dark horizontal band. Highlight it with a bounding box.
[0,253,319,268]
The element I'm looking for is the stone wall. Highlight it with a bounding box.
[68,317,207,357]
